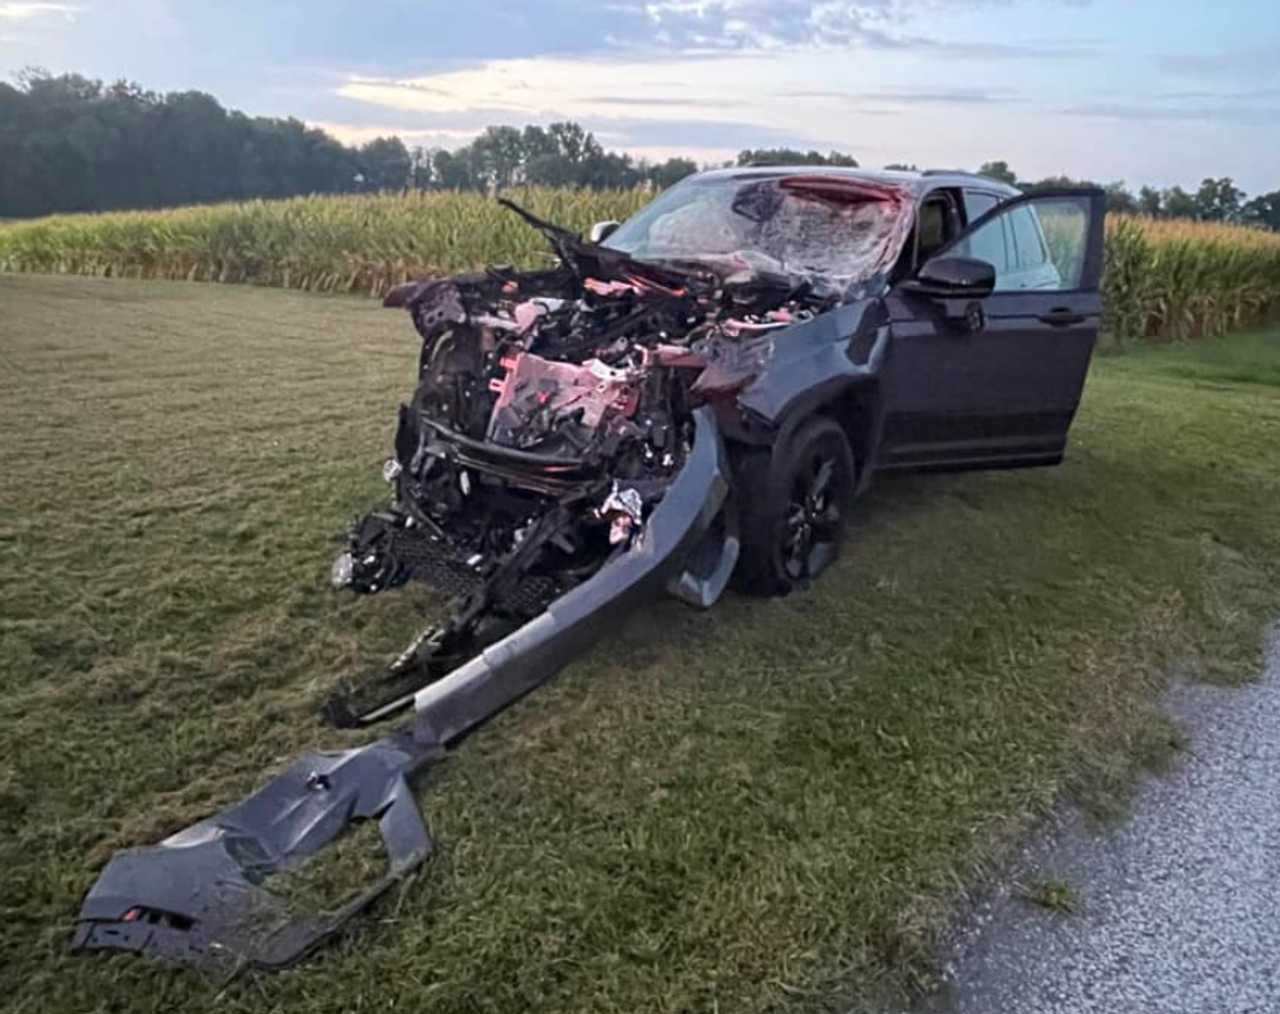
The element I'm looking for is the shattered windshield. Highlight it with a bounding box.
[603,173,914,287]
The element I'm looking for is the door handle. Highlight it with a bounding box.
[1039,308,1086,328]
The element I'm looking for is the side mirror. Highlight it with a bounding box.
[589,220,621,244]
[903,256,996,299]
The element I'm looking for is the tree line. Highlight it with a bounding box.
[0,71,391,217]
[1,70,1276,232]
[0,71,700,218]
[974,161,1279,232]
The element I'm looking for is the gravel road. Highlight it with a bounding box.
[909,626,1280,1014]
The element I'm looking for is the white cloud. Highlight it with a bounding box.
[0,2,82,20]
[624,1,1090,54]
[337,53,789,123]
[310,120,483,148]
[640,0,898,50]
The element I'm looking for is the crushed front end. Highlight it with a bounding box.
[323,196,843,727]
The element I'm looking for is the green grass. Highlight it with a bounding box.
[1,276,1278,1012]
[1016,878,1079,915]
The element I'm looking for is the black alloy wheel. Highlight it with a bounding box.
[733,415,855,597]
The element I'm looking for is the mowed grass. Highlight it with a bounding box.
[2,274,1278,1012]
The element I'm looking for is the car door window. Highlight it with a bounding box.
[962,190,1000,224]
[958,208,1010,275]
[950,196,1091,291]
[917,199,948,262]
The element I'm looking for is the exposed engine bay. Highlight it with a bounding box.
[323,185,908,726]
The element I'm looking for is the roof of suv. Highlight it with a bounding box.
[690,164,1021,199]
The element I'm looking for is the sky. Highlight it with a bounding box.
[2,0,1278,193]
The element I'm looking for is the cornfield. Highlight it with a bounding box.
[1102,215,1280,344]
[0,189,652,298]
[1,188,1278,343]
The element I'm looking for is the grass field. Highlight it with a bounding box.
[2,274,1279,1013]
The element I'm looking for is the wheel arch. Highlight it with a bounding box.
[769,376,884,492]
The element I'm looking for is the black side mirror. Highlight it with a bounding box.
[903,256,996,299]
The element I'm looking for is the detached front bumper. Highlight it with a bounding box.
[72,407,735,972]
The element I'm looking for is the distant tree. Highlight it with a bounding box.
[1104,182,1138,215]
[1014,174,1136,214]
[736,148,858,167]
[410,145,432,189]
[1192,176,1244,222]
[977,160,1018,186]
[423,148,473,190]
[521,123,585,185]
[0,69,363,217]
[582,150,643,189]
[647,157,698,189]
[1137,185,1163,217]
[1242,190,1280,232]
[1162,185,1197,220]
[1021,174,1085,195]
[470,125,527,189]
[358,137,411,190]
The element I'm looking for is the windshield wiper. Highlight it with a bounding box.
[497,198,695,292]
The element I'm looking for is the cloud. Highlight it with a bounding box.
[581,95,730,107]
[313,109,862,165]
[625,0,1092,56]
[343,76,454,98]
[309,120,483,149]
[1062,101,1280,127]
[782,86,1024,104]
[332,55,769,121]
[1157,87,1280,102]
[0,1,80,19]
[587,113,852,151]
[1159,43,1280,79]
[304,96,535,132]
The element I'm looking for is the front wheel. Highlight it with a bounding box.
[732,416,856,597]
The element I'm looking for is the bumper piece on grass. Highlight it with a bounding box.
[71,732,435,971]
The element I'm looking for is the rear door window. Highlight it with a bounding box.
[956,211,1011,275]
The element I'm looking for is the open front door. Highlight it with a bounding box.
[878,188,1107,471]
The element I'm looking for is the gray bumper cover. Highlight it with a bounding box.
[72,407,732,972]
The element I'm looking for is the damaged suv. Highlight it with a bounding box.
[74,168,1107,970]
[325,168,1107,730]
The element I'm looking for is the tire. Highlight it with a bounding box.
[732,415,856,597]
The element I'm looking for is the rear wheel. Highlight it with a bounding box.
[733,416,855,597]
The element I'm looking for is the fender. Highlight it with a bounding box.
[733,297,893,491]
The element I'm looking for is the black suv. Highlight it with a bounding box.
[327,167,1106,728]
